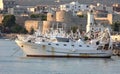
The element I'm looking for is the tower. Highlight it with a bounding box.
[86,10,94,33]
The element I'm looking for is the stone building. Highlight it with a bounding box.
[42,10,72,33]
[42,10,87,33]
[16,16,30,26]
[25,20,42,33]
[60,1,89,16]
[0,14,3,24]
[94,13,113,24]
[42,21,54,34]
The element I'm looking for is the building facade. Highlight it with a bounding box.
[90,3,113,13]
[113,3,120,12]
[60,1,89,16]
[0,0,16,13]
[25,20,41,33]
[8,6,29,15]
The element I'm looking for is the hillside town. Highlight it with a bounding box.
[0,0,120,42]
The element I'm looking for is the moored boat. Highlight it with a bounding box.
[15,35,113,58]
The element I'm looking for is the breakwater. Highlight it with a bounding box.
[1,33,17,40]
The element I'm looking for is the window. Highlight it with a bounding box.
[51,15,53,17]
[86,5,89,8]
[56,44,59,46]
[64,44,67,46]
[92,28,94,30]
[99,28,101,31]
[75,11,77,13]
[71,45,74,46]
[42,39,45,42]
[66,5,69,8]
[87,45,89,47]
[48,43,51,45]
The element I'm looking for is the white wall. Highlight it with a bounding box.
[60,1,89,16]
[0,0,3,10]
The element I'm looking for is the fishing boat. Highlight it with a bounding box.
[15,28,113,58]
[15,38,112,58]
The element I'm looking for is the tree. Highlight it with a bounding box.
[30,27,34,34]
[2,15,28,33]
[30,14,47,21]
[40,14,47,21]
[11,24,28,34]
[20,27,28,34]
[2,15,16,28]
[77,15,84,18]
[30,14,40,18]
[112,21,120,32]
[71,26,78,33]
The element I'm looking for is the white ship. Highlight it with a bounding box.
[15,28,113,58]
[15,32,113,58]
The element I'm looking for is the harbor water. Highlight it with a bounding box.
[0,39,120,74]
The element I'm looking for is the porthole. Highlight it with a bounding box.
[71,45,74,46]
[64,44,67,46]
[48,43,51,45]
[87,45,89,47]
[56,44,59,46]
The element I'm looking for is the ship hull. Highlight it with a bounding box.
[15,39,112,58]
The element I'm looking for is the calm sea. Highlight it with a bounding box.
[0,39,120,74]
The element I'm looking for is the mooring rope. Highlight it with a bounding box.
[10,47,20,56]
